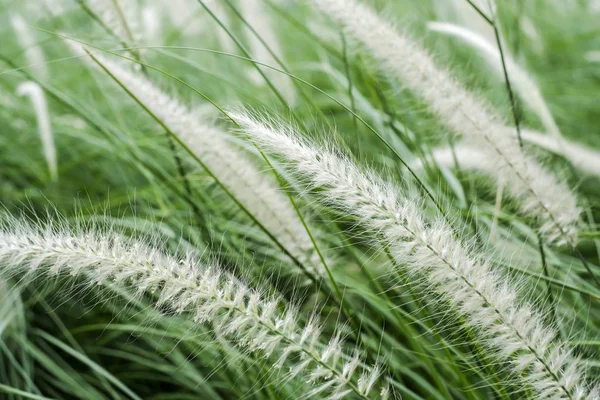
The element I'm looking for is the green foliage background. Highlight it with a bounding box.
[0,0,599,399]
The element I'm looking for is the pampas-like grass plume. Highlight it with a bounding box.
[88,54,323,277]
[87,0,142,62]
[0,218,386,400]
[424,129,600,178]
[239,0,298,106]
[233,110,599,400]
[308,0,580,247]
[17,81,58,182]
[88,0,141,45]
[427,21,562,140]
[142,6,161,44]
[10,14,49,80]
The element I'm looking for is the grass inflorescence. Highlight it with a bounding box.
[0,0,599,399]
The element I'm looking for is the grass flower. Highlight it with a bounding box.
[141,6,161,44]
[425,130,600,178]
[239,0,298,106]
[10,14,48,80]
[86,0,143,64]
[0,217,386,400]
[86,53,324,277]
[427,21,562,140]
[308,0,580,246]
[233,110,598,400]
[16,81,57,182]
[1,2,598,399]
[87,0,142,47]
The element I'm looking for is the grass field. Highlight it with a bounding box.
[1,0,599,399]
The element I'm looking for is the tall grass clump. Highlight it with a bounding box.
[86,0,142,49]
[424,130,600,178]
[233,110,599,400]
[10,13,49,80]
[16,81,58,182]
[0,0,599,399]
[0,217,387,400]
[307,0,580,247]
[426,21,563,141]
[84,0,145,67]
[78,51,325,278]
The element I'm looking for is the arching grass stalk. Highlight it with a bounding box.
[16,81,58,182]
[237,0,297,106]
[85,52,325,280]
[0,217,389,400]
[306,0,580,248]
[421,130,600,178]
[84,0,142,62]
[233,110,599,400]
[10,14,48,80]
[85,52,367,337]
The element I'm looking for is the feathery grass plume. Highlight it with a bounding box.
[10,14,49,81]
[86,53,323,277]
[88,0,142,45]
[41,0,65,16]
[16,81,58,182]
[427,21,562,140]
[0,218,387,400]
[142,6,161,43]
[239,0,298,106]
[233,110,600,400]
[519,16,544,55]
[0,280,22,337]
[439,0,496,43]
[307,0,580,247]
[519,130,600,177]
[585,51,600,63]
[414,142,486,173]
[422,130,600,178]
[86,0,142,63]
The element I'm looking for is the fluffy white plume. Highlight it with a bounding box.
[307,0,580,246]
[422,129,600,178]
[142,6,161,43]
[433,0,496,44]
[17,81,58,182]
[239,0,298,106]
[10,14,49,80]
[586,51,600,63]
[0,218,385,399]
[519,16,544,55]
[427,21,561,140]
[88,0,142,46]
[520,130,600,177]
[233,110,598,400]
[87,0,144,67]
[417,143,487,172]
[88,54,323,277]
[42,0,65,16]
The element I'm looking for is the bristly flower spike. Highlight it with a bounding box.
[307,0,580,247]
[0,217,388,399]
[68,51,325,278]
[17,81,58,182]
[233,110,599,400]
